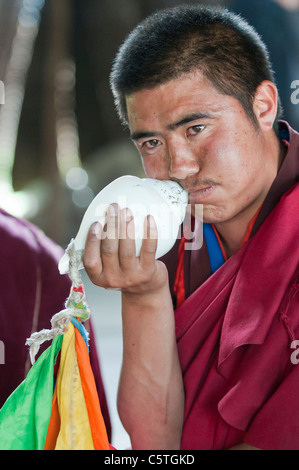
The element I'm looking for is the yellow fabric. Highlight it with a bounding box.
[55,323,94,450]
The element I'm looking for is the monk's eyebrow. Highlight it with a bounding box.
[130,130,163,142]
[166,112,213,131]
[130,112,213,142]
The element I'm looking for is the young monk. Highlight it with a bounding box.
[83,5,299,450]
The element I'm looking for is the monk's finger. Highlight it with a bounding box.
[119,208,137,271]
[82,222,103,284]
[100,203,121,269]
[139,214,158,268]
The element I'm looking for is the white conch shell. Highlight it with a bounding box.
[58,175,188,275]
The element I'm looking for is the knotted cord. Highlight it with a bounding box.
[26,240,90,364]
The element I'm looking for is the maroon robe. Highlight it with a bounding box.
[0,210,111,440]
[161,122,299,449]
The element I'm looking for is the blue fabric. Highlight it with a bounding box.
[71,317,89,351]
[203,223,225,274]
[279,126,290,142]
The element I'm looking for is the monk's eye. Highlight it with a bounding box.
[187,124,205,136]
[142,139,161,149]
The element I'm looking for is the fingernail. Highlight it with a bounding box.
[125,208,133,222]
[147,214,156,227]
[108,203,118,217]
[91,222,101,235]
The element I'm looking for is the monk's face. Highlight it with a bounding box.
[126,71,278,224]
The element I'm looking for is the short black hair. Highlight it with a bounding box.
[110,4,282,130]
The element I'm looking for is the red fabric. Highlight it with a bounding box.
[211,224,228,260]
[240,206,262,247]
[174,217,196,308]
[175,184,299,449]
[173,235,187,308]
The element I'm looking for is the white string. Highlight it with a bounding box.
[25,240,91,364]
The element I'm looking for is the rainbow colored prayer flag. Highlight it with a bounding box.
[0,318,110,450]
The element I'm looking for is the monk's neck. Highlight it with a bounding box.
[214,208,257,258]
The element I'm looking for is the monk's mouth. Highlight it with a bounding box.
[188,186,214,201]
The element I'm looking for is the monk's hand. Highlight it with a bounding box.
[82,203,169,295]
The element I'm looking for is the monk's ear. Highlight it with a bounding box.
[253,80,278,132]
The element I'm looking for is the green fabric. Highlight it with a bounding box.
[0,335,62,450]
